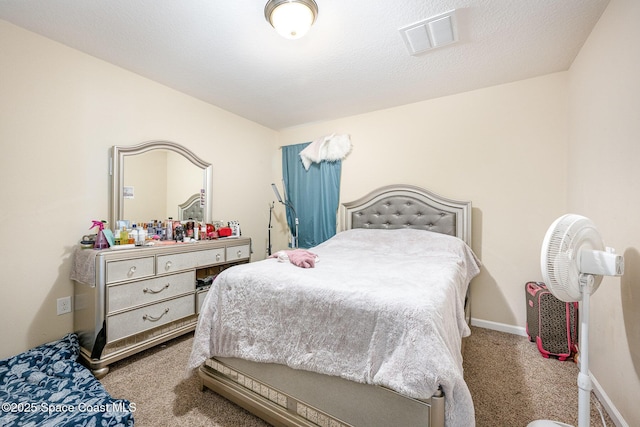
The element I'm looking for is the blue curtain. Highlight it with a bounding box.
[281,142,342,248]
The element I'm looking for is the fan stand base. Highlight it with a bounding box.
[527,421,573,427]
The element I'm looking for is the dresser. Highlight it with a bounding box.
[72,238,251,378]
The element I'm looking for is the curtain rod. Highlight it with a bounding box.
[279,141,315,149]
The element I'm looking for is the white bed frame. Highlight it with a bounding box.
[198,184,473,427]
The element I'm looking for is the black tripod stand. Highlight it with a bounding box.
[267,202,274,256]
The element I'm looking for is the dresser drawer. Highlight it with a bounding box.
[226,244,250,261]
[107,294,195,343]
[196,287,210,314]
[107,271,195,313]
[106,256,155,284]
[157,247,225,274]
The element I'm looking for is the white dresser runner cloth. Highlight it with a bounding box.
[189,228,481,426]
[70,247,98,286]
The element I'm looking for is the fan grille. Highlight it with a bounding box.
[541,214,603,302]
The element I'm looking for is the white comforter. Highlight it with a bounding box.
[189,228,481,426]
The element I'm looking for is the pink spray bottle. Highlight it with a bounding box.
[91,220,110,249]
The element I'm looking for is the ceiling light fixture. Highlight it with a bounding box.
[265,0,318,40]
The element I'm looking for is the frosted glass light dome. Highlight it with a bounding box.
[265,0,318,40]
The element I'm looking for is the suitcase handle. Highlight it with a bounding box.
[526,281,546,297]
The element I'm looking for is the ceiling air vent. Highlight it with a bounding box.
[399,10,458,56]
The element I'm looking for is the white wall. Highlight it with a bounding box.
[276,73,569,329]
[0,20,278,359]
[567,0,640,424]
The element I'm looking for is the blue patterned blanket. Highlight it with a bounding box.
[0,334,134,426]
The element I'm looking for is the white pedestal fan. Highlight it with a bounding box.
[528,214,624,427]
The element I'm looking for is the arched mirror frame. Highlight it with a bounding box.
[109,140,213,227]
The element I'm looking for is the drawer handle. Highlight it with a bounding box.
[127,266,137,277]
[164,261,173,271]
[236,250,242,258]
[216,253,221,262]
[143,308,170,322]
[143,283,170,294]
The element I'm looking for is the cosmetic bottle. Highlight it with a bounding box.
[133,224,143,246]
[120,226,128,244]
[174,224,185,242]
[186,219,194,238]
[140,224,148,243]
[166,217,173,240]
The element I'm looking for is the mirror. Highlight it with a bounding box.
[110,141,213,228]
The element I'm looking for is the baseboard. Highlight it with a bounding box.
[470,317,528,337]
[470,317,628,427]
[590,374,628,427]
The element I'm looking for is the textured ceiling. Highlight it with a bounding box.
[0,0,609,130]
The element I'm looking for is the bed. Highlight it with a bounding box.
[0,333,134,426]
[188,184,480,427]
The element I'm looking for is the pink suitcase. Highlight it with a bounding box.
[525,281,579,361]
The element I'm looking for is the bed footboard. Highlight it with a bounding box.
[199,357,445,427]
[200,364,327,427]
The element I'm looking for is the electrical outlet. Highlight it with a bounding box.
[57,296,72,315]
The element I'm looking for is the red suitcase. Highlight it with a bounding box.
[525,281,579,361]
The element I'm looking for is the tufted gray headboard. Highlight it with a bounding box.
[179,193,204,222]
[341,184,472,246]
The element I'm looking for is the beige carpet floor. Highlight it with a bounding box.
[100,327,614,426]
[462,327,612,427]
